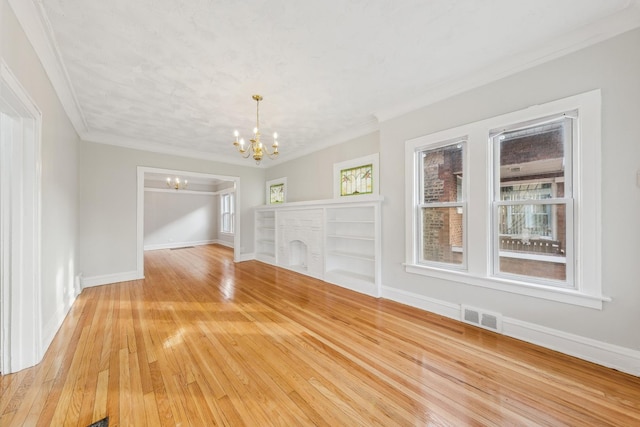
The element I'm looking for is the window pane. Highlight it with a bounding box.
[493,114,572,286]
[421,207,463,265]
[497,203,566,281]
[422,144,463,204]
[497,120,568,198]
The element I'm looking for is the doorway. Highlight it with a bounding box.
[0,61,43,374]
[136,166,241,278]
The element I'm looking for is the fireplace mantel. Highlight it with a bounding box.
[254,197,382,297]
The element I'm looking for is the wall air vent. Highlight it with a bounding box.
[461,305,503,333]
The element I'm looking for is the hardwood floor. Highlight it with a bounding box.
[1,244,639,426]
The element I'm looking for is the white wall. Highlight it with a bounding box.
[379,28,640,351]
[265,132,379,202]
[144,190,217,250]
[2,0,80,349]
[78,142,263,280]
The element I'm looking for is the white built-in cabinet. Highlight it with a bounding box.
[255,210,276,263]
[254,197,382,297]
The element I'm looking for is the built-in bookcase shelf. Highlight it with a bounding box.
[254,196,382,297]
[255,210,276,264]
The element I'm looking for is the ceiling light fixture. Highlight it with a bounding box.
[233,95,279,165]
[166,177,188,190]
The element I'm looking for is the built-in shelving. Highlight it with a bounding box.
[325,205,379,295]
[255,210,276,264]
[254,196,382,297]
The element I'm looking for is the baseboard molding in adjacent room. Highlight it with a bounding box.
[213,239,234,248]
[381,285,640,377]
[144,240,217,251]
[81,271,143,288]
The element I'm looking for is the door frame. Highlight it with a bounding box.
[136,166,241,278]
[0,60,43,374]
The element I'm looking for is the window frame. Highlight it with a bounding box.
[404,90,606,309]
[490,112,575,288]
[220,192,235,234]
[414,138,468,270]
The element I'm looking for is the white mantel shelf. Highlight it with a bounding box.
[255,195,384,210]
[254,197,382,297]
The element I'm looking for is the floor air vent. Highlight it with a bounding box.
[461,305,502,333]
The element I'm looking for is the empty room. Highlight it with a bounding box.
[1,0,640,425]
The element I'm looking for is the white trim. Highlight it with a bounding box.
[144,240,218,251]
[7,0,88,135]
[41,294,76,354]
[238,252,255,262]
[144,188,217,196]
[137,166,242,280]
[81,271,143,288]
[0,60,43,373]
[86,132,259,167]
[405,90,604,308]
[381,286,461,320]
[382,285,640,377]
[403,264,607,309]
[266,177,287,205]
[502,318,640,377]
[333,153,380,198]
[214,239,234,249]
[498,251,567,264]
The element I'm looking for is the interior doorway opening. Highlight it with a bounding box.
[1,61,43,374]
[136,167,241,279]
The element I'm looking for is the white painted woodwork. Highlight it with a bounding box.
[0,61,43,374]
[255,197,382,297]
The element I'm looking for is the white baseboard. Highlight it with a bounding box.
[502,318,640,377]
[81,271,143,288]
[381,285,640,377]
[41,294,76,355]
[382,286,461,320]
[144,239,217,251]
[213,239,234,248]
[237,252,255,262]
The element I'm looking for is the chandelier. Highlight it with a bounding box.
[166,177,188,190]
[233,94,279,164]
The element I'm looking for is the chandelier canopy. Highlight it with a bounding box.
[233,95,279,164]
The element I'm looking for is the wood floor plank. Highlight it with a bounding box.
[1,244,639,426]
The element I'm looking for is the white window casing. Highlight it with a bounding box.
[405,89,607,309]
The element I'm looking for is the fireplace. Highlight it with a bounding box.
[289,240,308,269]
[277,209,324,279]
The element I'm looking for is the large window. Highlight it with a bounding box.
[405,90,604,308]
[416,141,465,267]
[220,193,234,234]
[491,113,574,286]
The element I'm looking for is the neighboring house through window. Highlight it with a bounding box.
[405,90,604,308]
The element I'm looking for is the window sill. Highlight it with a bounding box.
[404,263,610,309]
[220,232,234,236]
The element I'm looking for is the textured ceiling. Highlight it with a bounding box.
[25,0,640,165]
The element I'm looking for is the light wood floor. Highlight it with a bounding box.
[1,244,639,426]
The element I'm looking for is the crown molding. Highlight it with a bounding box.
[8,0,88,135]
[82,131,264,167]
[270,116,380,166]
[374,1,640,123]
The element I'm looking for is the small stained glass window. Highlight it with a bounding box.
[340,164,373,196]
[269,183,285,204]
